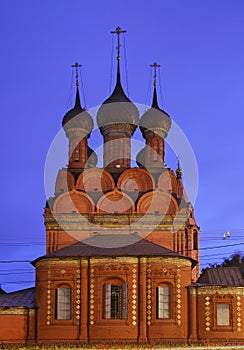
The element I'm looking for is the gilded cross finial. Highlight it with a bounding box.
[111,26,126,61]
[150,62,160,87]
[72,62,82,87]
[176,157,183,179]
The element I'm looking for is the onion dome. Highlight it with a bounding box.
[140,87,171,139]
[62,87,94,138]
[97,70,139,136]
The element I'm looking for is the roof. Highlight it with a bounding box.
[198,267,244,287]
[0,287,6,294]
[33,235,196,266]
[0,287,35,308]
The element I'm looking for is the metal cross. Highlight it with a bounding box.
[72,62,82,87]
[150,62,160,87]
[111,26,126,60]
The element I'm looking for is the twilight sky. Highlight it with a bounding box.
[0,0,244,292]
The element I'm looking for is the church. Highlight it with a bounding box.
[0,28,244,346]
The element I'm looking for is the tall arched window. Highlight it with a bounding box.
[103,282,127,319]
[157,285,170,319]
[55,286,72,320]
[185,228,189,252]
[193,230,198,250]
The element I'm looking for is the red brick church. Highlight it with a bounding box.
[0,28,244,346]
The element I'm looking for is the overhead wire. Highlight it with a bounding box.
[79,65,87,109]
[109,35,114,94]
[66,68,74,112]
[158,67,164,109]
[123,33,129,97]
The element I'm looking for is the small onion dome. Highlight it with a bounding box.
[140,87,171,139]
[62,88,94,138]
[97,73,139,136]
[176,160,183,179]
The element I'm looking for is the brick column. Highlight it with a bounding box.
[79,258,88,342]
[188,286,198,341]
[138,257,147,342]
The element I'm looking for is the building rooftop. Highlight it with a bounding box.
[198,267,244,287]
[0,287,35,308]
[33,235,197,267]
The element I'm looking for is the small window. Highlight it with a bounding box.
[217,304,230,326]
[104,283,127,319]
[157,285,170,319]
[56,287,71,320]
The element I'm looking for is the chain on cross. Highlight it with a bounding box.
[111,26,126,60]
[72,62,82,87]
[150,62,160,87]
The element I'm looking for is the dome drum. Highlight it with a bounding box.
[140,127,169,140]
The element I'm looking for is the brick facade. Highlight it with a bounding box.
[0,34,243,345]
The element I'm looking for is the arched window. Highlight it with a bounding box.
[185,228,188,252]
[55,286,72,320]
[193,230,198,250]
[157,285,170,319]
[103,283,127,319]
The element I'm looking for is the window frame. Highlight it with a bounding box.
[55,285,72,320]
[211,296,234,331]
[216,303,231,327]
[156,284,171,320]
[103,282,128,320]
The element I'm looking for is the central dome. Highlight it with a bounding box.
[97,72,139,136]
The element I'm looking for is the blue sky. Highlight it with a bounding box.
[0,0,244,291]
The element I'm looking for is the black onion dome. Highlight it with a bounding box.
[97,72,139,135]
[140,87,171,139]
[62,88,94,136]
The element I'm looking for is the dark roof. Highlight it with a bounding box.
[0,287,6,294]
[33,235,196,266]
[0,287,35,308]
[103,71,131,104]
[198,267,244,287]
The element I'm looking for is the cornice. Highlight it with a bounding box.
[0,307,35,316]
[44,213,188,231]
[197,286,244,296]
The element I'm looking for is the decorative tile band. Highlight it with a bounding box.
[176,267,181,325]
[47,269,51,326]
[132,264,137,326]
[205,296,210,331]
[146,264,151,326]
[76,268,81,325]
[90,267,95,325]
[237,296,241,332]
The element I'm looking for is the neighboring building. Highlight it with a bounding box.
[0,29,243,346]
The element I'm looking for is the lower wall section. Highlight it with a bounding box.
[0,308,35,344]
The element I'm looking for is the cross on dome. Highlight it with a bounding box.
[150,62,160,87]
[111,26,126,61]
[72,62,82,87]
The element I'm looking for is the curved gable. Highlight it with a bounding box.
[53,190,94,214]
[76,167,115,192]
[117,168,155,192]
